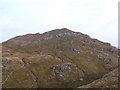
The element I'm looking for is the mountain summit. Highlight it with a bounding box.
[2,28,118,88]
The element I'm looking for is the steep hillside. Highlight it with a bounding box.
[78,68,118,88]
[2,28,119,88]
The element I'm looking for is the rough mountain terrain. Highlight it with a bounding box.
[1,28,119,88]
[78,68,118,88]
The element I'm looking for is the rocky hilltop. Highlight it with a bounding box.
[2,28,119,88]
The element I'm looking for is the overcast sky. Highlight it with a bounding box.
[0,0,119,47]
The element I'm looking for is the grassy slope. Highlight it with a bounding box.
[2,28,118,88]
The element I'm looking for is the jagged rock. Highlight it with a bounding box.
[70,48,79,53]
[97,54,112,65]
[42,36,52,41]
[56,33,64,37]
[107,48,118,55]
[60,64,69,72]
[97,53,109,59]
[2,58,12,63]
[35,33,40,35]
[104,59,111,64]
[83,40,89,43]
[105,43,111,46]
[55,32,81,38]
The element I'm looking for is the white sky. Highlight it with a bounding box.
[0,0,119,47]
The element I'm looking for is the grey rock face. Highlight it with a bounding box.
[106,48,118,55]
[104,59,111,64]
[42,36,53,41]
[60,64,69,72]
[70,48,80,53]
[83,40,89,43]
[56,34,64,37]
[2,58,12,63]
[55,32,81,38]
[97,53,112,64]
